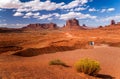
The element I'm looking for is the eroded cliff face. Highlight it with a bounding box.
[66,19,79,27]
[63,18,85,30]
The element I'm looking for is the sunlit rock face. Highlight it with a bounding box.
[64,18,85,30]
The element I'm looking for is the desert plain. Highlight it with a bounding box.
[0,20,120,79]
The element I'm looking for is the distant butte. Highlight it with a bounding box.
[1,19,120,32]
[63,18,86,30]
[22,22,58,31]
[22,18,87,31]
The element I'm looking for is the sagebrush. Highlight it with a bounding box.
[74,58,101,76]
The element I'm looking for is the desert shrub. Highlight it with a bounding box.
[74,58,100,76]
[49,59,68,67]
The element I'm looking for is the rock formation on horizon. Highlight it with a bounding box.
[111,20,116,25]
[0,27,23,33]
[22,23,58,31]
[82,24,86,27]
[22,18,87,31]
[117,22,120,24]
[63,18,85,30]
[99,26,103,28]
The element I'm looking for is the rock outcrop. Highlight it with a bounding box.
[117,22,120,24]
[99,26,103,28]
[0,27,22,33]
[22,23,58,31]
[98,20,120,30]
[111,20,116,25]
[63,18,85,30]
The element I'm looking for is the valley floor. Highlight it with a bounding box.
[0,45,119,79]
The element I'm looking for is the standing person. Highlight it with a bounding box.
[89,41,95,48]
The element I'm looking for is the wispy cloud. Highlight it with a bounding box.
[0,0,91,11]
[7,0,93,21]
[59,12,97,20]
[23,12,40,18]
[0,0,21,9]
[89,8,99,12]
[0,23,27,28]
[61,0,89,9]
[13,12,24,16]
[88,8,115,12]
[101,8,115,13]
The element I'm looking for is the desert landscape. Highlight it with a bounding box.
[0,18,120,79]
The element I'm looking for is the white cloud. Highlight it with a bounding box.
[0,0,95,21]
[47,18,53,21]
[23,12,40,18]
[25,12,33,17]
[23,12,60,19]
[61,0,89,9]
[39,14,53,19]
[101,8,115,13]
[0,0,21,9]
[89,8,98,12]
[17,0,90,12]
[21,0,64,12]
[31,12,96,21]
[16,0,64,12]
[74,7,88,11]
[60,12,97,20]
[107,8,115,12]
[13,12,24,16]
[0,0,64,11]
[67,6,88,12]
[101,9,106,13]
[0,0,90,12]
[16,8,32,12]
[38,13,60,19]
[34,12,40,16]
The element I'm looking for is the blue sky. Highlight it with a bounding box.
[0,0,120,28]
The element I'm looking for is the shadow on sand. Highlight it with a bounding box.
[96,74,115,79]
[0,46,23,53]
[13,46,76,57]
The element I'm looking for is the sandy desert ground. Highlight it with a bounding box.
[0,28,120,79]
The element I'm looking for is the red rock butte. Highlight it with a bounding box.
[64,18,85,30]
[22,18,86,31]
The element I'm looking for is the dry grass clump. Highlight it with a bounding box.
[74,58,101,76]
[49,59,69,67]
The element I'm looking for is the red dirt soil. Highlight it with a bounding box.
[1,26,120,79]
[0,45,119,79]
